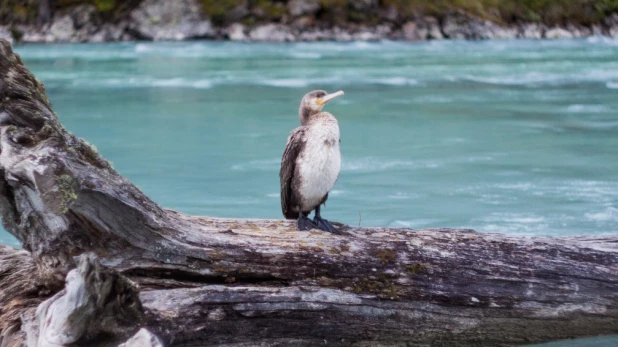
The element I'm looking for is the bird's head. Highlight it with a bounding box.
[299,89,344,125]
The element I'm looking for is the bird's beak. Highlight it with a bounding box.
[317,90,344,106]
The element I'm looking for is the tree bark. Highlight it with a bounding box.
[0,38,617,346]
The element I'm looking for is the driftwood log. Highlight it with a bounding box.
[0,38,617,346]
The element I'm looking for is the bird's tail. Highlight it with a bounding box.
[283,210,299,220]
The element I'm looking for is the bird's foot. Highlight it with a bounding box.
[313,216,340,234]
[297,216,317,231]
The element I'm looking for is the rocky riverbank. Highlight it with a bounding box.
[1,0,617,44]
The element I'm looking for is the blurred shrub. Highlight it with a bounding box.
[253,0,285,20]
[0,0,38,23]
[94,0,115,12]
[383,0,618,25]
[0,0,136,24]
[0,0,616,26]
[199,0,243,25]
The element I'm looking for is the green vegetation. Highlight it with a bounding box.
[380,0,618,26]
[375,248,398,264]
[199,0,240,25]
[253,0,285,20]
[93,0,116,12]
[0,0,616,27]
[55,0,129,13]
[441,0,618,26]
[200,0,285,25]
[405,263,427,274]
[197,0,618,27]
[0,0,133,24]
[353,275,398,298]
[0,0,37,23]
[58,174,77,214]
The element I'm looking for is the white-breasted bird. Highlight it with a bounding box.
[280,90,344,233]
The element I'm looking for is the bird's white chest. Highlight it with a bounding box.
[296,123,341,210]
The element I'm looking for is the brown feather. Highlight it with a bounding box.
[280,127,306,219]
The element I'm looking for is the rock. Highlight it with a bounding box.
[353,30,379,41]
[401,21,422,41]
[380,5,399,22]
[610,21,618,38]
[226,23,247,41]
[291,16,315,29]
[49,15,75,42]
[297,28,333,41]
[491,26,517,39]
[26,4,103,43]
[0,27,13,45]
[248,24,295,42]
[19,27,53,43]
[605,13,618,37]
[287,0,320,17]
[423,17,443,40]
[72,5,100,42]
[129,0,213,40]
[591,25,604,36]
[89,31,105,43]
[441,14,466,39]
[332,27,353,41]
[90,23,126,43]
[605,13,618,27]
[545,27,573,39]
[415,26,428,40]
[71,4,98,29]
[518,23,545,39]
[376,24,391,38]
[352,25,389,41]
[442,12,514,40]
[565,24,591,38]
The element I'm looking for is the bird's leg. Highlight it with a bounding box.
[313,205,340,234]
[297,211,316,231]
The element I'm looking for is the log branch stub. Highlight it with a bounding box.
[25,254,144,347]
[0,38,618,346]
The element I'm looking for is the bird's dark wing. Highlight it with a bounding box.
[280,127,305,219]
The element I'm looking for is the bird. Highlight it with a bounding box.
[280,89,344,233]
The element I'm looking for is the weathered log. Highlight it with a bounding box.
[0,38,617,346]
[0,246,45,347]
[22,253,143,346]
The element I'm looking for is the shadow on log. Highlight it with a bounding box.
[0,38,617,346]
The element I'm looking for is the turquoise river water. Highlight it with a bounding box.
[4,39,618,346]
